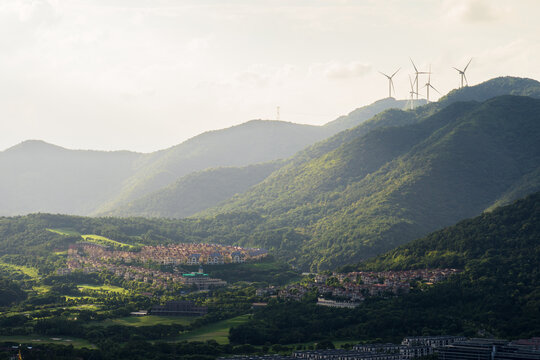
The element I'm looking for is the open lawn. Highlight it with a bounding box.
[81,234,134,249]
[0,335,96,349]
[47,228,81,236]
[172,314,251,344]
[33,285,51,294]
[100,315,196,327]
[0,261,39,278]
[78,284,127,294]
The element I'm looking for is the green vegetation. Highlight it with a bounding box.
[203,259,300,285]
[0,335,96,349]
[100,315,195,327]
[1,76,540,358]
[231,191,540,344]
[199,93,540,269]
[0,260,40,278]
[0,276,27,306]
[106,162,284,219]
[77,284,128,294]
[81,234,136,249]
[175,314,251,344]
[47,228,81,236]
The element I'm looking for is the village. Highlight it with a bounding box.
[57,241,268,290]
[263,268,461,306]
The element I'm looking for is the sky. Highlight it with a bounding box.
[1,0,539,152]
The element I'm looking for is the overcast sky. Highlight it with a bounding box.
[1,0,539,152]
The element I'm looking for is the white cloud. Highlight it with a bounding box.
[310,61,372,80]
[443,0,501,23]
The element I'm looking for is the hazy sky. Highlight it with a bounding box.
[2,0,539,152]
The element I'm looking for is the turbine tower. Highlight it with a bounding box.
[453,58,472,88]
[423,65,441,103]
[410,58,430,100]
[407,75,419,110]
[379,68,400,98]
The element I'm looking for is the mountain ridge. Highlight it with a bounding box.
[195,93,540,269]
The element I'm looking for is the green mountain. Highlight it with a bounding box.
[230,191,540,344]
[101,161,283,219]
[118,77,537,222]
[0,140,142,216]
[93,120,330,214]
[1,98,409,217]
[198,92,540,270]
[323,98,423,132]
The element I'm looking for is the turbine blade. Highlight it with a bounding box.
[464,73,468,85]
[379,71,390,79]
[391,68,401,78]
[391,79,396,97]
[430,84,441,94]
[410,58,418,73]
[464,58,472,72]
[452,67,461,73]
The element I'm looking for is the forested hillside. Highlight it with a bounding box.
[0,140,142,216]
[1,98,407,217]
[101,162,283,219]
[231,192,540,344]
[200,93,540,269]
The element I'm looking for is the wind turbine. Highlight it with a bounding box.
[453,58,472,88]
[379,68,400,98]
[410,58,430,100]
[407,75,420,110]
[423,65,441,103]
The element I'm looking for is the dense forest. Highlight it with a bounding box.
[230,191,540,344]
[199,93,540,269]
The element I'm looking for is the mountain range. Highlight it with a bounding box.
[0,98,413,217]
[194,78,540,269]
[2,76,540,271]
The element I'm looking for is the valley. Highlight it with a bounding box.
[1,77,540,359]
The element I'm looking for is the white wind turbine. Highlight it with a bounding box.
[453,58,472,88]
[410,58,430,100]
[423,65,441,103]
[407,75,420,110]
[379,68,400,98]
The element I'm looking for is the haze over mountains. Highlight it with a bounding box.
[205,93,540,269]
[0,98,415,217]
[2,76,540,271]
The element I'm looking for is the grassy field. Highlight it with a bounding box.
[173,314,251,344]
[33,285,51,294]
[100,315,196,327]
[77,284,127,294]
[47,228,81,236]
[80,234,135,249]
[0,335,96,349]
[0,261,40,278]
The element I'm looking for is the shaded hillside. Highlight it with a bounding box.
[94,120,330,214]
[97,99,416,215]
[2,77,539,221]
[0,141,141,215]
[199,94,540,269]
[1,96,404,217]
[324,98,424,132]
[360,190,540,272]
[102,162,283,219]
[232,192,540,344]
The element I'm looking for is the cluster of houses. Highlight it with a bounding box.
[271,268,460,303]
[58,243,227,290]
[220,336,540,360]
[65,242,267,267]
